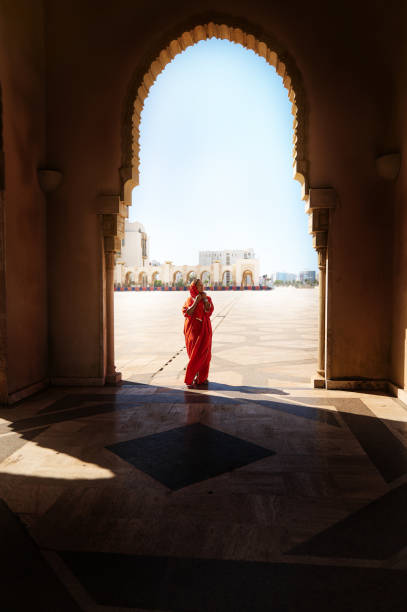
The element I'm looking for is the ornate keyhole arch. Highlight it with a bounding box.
[100,18,335,387]
[120,20,309,202]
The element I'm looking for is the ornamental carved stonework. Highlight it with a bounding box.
[122,18,309,202]
[120,19,339,258]
[307,188,336,254]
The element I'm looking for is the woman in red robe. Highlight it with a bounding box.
[182,279,214,387]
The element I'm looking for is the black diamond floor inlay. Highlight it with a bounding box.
[295,397,407,482]
[287,483,407,560]
[106,423,275,490]
[59,550,407,611]
[0,499,80,611]
[338,407,407,483]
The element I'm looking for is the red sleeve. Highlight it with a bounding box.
[206,297,214,317]
[182,297,193,317]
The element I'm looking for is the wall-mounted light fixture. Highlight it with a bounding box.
[37,169,63,192]
[376,153,401,181]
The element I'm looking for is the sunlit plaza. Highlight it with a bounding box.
[115,288,318,388]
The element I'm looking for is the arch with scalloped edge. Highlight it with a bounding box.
[121,20,309,206]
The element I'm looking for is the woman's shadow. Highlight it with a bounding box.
[195,381,288,395]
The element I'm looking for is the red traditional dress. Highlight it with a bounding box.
[182,284,214,385]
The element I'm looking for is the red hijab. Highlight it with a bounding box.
[190,282,200,298]
[189,281,205,318]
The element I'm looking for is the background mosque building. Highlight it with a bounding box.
[199,249,256,266]
[115,221,260,288]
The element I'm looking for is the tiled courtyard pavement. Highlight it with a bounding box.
[1,289,407,610]
[115,288,318,388]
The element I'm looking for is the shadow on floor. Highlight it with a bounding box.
[1,382,407,610]
[193,381,289,394]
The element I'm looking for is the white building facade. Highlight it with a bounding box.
[115,223,260,287]
[119,221,149,268]
[199,249,255,266]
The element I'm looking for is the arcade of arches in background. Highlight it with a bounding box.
[122,268,257,288]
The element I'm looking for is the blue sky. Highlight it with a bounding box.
[130,39,317,275]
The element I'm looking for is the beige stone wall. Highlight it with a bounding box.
[391,161,407,388]
[301,8,400,382]
[390,7,407,390]
[0,1,48,399]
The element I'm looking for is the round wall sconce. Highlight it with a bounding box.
[37,169,63,192]
[376,153,401,181]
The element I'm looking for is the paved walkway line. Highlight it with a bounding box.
[211,294,241,332]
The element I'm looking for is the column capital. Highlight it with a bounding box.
[312,231,328,250]
[105,251,116,270]
[317,248,327,270]
[306,187,336,255]
[104,235,121,253]
[308,208,329,234]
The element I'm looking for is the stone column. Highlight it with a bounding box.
[97,196,127,385]
[317,248,327,377]
[306,188,336,388]
[213,261,220,286]
[161,261,170,286]
[105,251,121,384]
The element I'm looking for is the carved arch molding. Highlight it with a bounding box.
[99,19,335,260]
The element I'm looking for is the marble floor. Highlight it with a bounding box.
[1,288,407,610]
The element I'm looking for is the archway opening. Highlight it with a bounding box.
[242,270,254,287]
[222,270,232,287]
[201,271,211,286]
[174,271,184,287]
[114,26,325,389]
[125,271,135,287]
[152,270,161,287]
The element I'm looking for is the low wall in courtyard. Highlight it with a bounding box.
[114,285,272,291]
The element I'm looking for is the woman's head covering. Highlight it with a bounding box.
[189,279,200,298]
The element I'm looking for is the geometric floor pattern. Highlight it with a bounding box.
[0,498,80,611]
[287,482,407,559]
[1,382,407,609]
[107,423,276,490]
[1,291,407,609]
[59,550,407,611]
